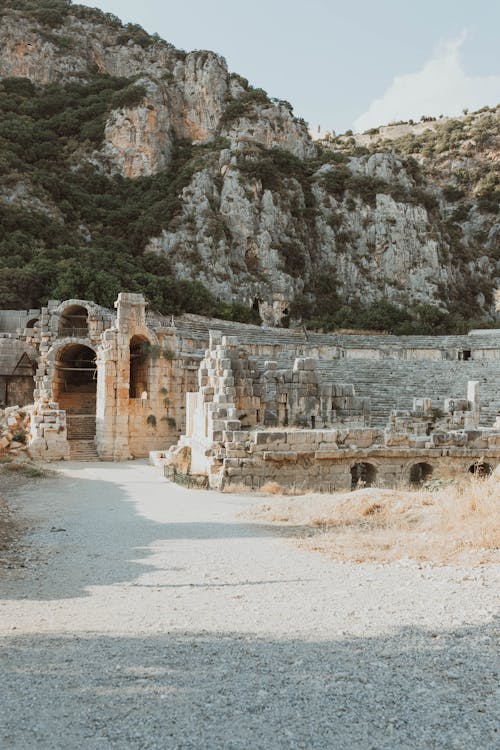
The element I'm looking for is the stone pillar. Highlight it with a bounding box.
[116,292,146,330]
[96,292,152,460]
[466,380,480,429]
[95,331,130,460]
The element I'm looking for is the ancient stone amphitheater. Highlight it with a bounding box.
[1,293,499,492]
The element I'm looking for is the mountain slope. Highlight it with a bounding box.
[0,0,498,333]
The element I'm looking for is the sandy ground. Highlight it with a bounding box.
[0,461,498,749]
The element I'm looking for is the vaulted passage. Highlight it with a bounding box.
[53,344,97,415]
[409,462,433,487]
[350,462,377,490]
[53,343,98,459]
[468,462,493,478]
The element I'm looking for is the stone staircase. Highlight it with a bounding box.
[248,355,500,427]
[67,414,96,440]
[66,414,99,461]
[68,440,99,461]
[58,387,96,415]
[315,359,500,426]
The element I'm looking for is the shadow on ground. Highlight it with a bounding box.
[0,623,498,749]
[0,465,314,601]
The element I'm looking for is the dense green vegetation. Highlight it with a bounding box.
[0,0,152,41]
[289,272,495,335]
[0,74,259,321]
[331,109,500,216]
[0,1,496,334]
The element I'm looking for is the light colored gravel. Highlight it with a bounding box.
[0,461,498,749]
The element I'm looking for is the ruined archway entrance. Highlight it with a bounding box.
[54,344,96,412]
[350,462,377,490]
[409,462,433,487]
[53,344,97,459]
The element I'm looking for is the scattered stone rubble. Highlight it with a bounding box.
[0,293,499,492]
[155,331,500,493]
[0,405,30,457]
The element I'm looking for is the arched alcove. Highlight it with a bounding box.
[409,462,434,487]
[53,343,96,414]
[468,462,493,478]
[350,462,377,490]
[58,305,89,338]
[129,335,150,398]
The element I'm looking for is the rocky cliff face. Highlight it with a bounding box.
[146,132,499,324]
[0,7,311,175]
[0,1,498,329]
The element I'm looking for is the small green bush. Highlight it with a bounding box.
[442,185,465,202]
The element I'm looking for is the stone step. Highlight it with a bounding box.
[59,400,96,415]
[69,440,99,461]
[246,356,500,427]
[67,415,96,440]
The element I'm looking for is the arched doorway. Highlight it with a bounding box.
[58,305,89,338]
[350,462,377,490]
[129,335,150,398]
[53,344,96,414]
[409,462,433,487]
[53,344,97,458]
[468,462,493,478]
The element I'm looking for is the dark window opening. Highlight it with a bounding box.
[129,335,150,398]
[54,343,96,414]
[58,305,88,338]
[350,462,377,490]
[409,462,433,487]
[468,462,492,478]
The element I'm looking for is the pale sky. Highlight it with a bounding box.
[78,0,500,133]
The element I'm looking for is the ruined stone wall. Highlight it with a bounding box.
[2,298,499,466]
[219,427,500,493]
[161,327,500,493]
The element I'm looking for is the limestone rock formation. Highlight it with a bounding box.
[0,1,498,329]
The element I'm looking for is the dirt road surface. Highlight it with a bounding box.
[0,461,498,749]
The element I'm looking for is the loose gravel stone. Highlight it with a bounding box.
[0,461,498,749]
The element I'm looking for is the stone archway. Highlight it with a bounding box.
[53,343,96,412]
[53,343,98,459]
[468,461,493,478]
[350,462,377,490]
[409,462,434,487]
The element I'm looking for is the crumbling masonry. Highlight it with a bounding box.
[0,293,499,491]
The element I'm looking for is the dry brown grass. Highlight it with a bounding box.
[247,471,500,565]
[260,481,285,495]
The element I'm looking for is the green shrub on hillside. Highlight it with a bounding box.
[220,88,272,126]
[0,0,71,25]
[0,75,255,320]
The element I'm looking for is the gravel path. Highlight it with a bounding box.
[0,461,498,749]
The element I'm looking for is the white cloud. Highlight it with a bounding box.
[354,32,500,132]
